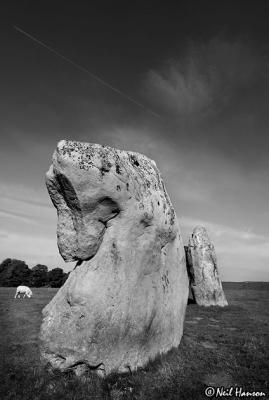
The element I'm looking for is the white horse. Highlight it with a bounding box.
[14,285,33,298]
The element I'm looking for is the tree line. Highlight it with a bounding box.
[0,258,70,288]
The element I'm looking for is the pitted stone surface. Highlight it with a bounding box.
[185,226,228,307]
[40,140,188,375]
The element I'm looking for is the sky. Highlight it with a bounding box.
[0,1,268,280]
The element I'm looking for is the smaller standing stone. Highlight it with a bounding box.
[185,226,228,307]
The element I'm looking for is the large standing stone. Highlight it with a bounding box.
[40,140,188,375]
[185,226,228,307]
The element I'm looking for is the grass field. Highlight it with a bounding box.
[0,284,268,399]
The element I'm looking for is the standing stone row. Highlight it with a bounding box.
[40,140,189,376]
[185,226,228,307]
[40,140,227,377]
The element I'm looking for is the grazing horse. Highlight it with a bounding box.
[14,285,33,298]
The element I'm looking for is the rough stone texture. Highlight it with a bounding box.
[185,226,228,307]
[40,140,188,376]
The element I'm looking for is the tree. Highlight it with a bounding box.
[31,264,48,287]
[62,271,70,285]
[0,258,12,286]
[47,268,66,288]
[0,258,32,286]
[0,259,69,288]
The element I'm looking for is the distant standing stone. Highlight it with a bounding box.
[40,140,189,376]
[185,226,228,307]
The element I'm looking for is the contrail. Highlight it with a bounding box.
[13,25,160,118]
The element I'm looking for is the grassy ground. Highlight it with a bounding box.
[0,285,268,400]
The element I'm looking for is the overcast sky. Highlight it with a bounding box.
[0,1,268,280]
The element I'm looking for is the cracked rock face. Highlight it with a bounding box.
[185,226,228,307]
[40,140,188,375]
